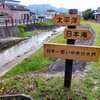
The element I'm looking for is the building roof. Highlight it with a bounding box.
[1,3,30,11]
[30,11,36,14]
[0,0,20,3]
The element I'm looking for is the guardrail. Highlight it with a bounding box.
[0,18,51,26]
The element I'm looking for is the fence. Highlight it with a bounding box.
[0,18,51,27]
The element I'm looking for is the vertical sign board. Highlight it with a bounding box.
[64,29,94,40]
[44,43,100,62]
[64,9,78,89]
[51,10,81,89]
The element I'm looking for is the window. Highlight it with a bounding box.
[27,14,29,19]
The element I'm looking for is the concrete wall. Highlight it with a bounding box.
[0,26,20,38]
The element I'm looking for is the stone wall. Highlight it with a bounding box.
[0,24,55,38]
[34,24,55,30]
[0,26,20,38]
[24,24,35,32]
[0,26,22,50]
[0,38,26,50]
[20,24,55,32]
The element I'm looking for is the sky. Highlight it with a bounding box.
[20,0,100,11]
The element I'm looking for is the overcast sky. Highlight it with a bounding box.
[20,0,100,11]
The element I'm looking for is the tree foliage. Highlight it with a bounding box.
[83,9,94,20]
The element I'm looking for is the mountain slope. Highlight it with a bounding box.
[27,4,69,14]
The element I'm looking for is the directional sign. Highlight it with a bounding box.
[64,29,94,40]
[44,43,100,62]
[51,14,81,26]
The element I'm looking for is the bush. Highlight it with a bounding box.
[18,24,27,33]
[38,16,45,19]
[83,9,94,20]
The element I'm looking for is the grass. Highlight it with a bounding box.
[0,73,100,99]
[35,21,54,26]
[0,19,100,99]
[81,19,100,67]
[17,29,45,38]
[81,19,100,46]
[0,75,84,99]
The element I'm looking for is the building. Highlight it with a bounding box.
[0,0,35,20]
[94,7,100,21]
[45,9,58,19]
[0,0,20,4]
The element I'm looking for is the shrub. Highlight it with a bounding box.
[18,24,27,33]
[83,9,94,20]
[38,16,45,19]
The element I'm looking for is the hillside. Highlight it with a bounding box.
[27,4,69,14]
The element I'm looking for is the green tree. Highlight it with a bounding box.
[83,9,94,20]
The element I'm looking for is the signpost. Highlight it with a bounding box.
[44,9,100,90]
[44,43,100,62]
[51,14,81,26]
[64,29,94,40]
[64,9,78,89]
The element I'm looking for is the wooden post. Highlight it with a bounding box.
[5,20,7,26]
[64,9,78,89]
[11,19,13,26]
[15,19,17,25]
